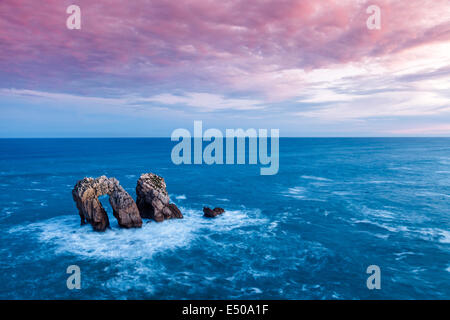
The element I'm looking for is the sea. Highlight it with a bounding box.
[0,138,449,299]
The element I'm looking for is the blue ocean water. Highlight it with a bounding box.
[0,138,449,299]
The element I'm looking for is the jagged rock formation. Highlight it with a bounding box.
[109,184,143,229]
[203,207,225,218]
[136,173,183,222]
[72,176,142,231]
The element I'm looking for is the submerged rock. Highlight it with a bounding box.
[203,207,225,218]
[72,176,142,231]
[136,173,183,222]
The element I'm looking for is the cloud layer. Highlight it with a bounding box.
[0,0,449,136]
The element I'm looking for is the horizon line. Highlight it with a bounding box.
[1,136,450,139]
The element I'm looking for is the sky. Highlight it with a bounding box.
[0,0,449,137]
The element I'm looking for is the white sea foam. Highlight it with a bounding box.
[415,228,450,244]
[389,166,415,171]
[309,182,329,187]
[352,217,450,244]
[361,206,396,220]
[10,216,194,260]
[364,180,415,185]
[332,191,356,196]
[352,219,400,233]
[394,251,418,261]
[175,194,186,200]
[366,180,394,184]
[282,186,328,201]
[268,221,278,231]
[6,206,270,299]
[1,207,15,220]
[301,175,332,182]
[415,191,450,198]
[8,207,268,260]
[286,195,305,200]
[241,287,262,294]
[285,187,306,195]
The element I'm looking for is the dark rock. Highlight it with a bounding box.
[136,173,183,222]
[72,176,142,231]
[109,184,143,229]
[167,203,183,219]
[203,207,225,218]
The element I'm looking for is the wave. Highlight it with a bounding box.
[8,207,268,261]
[286,186,306,195]
[0,207,15,220]
[416,228,450,244]
[361,180,417,186]
[282,187,306,199]
[352,219,401,233]
[360,206,396,220]
[332,191,357,196]
[415,191,450,198]
[301,175,332,182]
[394,251,420,261]
[352,218,450,244]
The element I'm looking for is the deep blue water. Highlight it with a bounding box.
[0,138,449,299]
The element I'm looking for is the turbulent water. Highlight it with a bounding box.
[0,138,449,299]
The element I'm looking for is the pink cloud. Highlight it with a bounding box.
[0,0,449,96]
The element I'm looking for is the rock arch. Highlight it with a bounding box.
[72,176,142,231]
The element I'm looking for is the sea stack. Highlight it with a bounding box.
[136,173,183,222]
[203,207,225,218]
[109,184,143,229]
[72,176,142,231]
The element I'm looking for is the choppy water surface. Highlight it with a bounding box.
[0,138,449,299]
